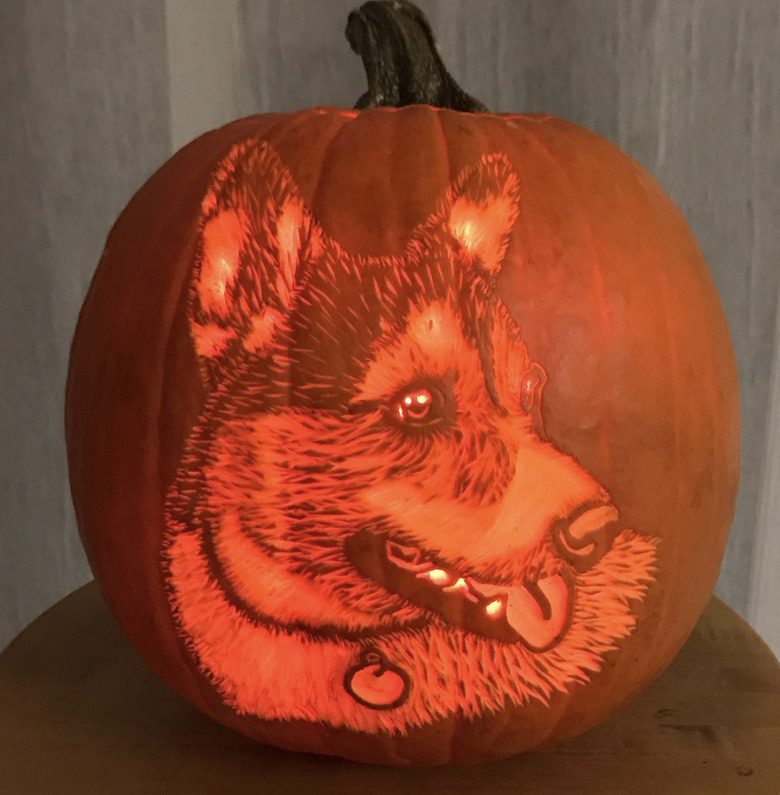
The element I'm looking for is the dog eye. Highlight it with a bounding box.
[389,381,452,431]
[396,388,434,422]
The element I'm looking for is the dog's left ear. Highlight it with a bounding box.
[447,154,520,276]
[190,140,322,388]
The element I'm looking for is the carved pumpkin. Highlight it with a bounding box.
[66,1,738,767]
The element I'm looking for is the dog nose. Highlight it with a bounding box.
[553,503,621,573]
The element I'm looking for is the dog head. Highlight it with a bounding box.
[164,138,657,728]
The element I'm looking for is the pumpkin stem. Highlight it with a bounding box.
[346,0,487,111]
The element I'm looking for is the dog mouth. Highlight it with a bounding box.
[345,530,573,651]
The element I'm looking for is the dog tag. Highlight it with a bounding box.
[344,649,410,710]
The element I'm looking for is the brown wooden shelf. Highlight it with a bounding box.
[0,582,778,794]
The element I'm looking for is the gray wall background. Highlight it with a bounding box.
[2,0,778,655]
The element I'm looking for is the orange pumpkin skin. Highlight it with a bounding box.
[66,106,739,765]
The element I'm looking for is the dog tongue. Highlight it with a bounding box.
[472,574,571,651]
[345,531,572,650]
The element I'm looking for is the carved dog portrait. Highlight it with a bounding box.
[163,138,658,734]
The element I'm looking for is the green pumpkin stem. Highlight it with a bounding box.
[346,0,487,112]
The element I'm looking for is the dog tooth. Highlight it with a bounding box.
[420,568,452,586]
[485,599,505,619]
[443,577,480,603]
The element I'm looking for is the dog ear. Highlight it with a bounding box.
[446,153,520,276]
[190,140,322,387]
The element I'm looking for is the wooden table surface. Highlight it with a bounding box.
[0,582,778,795]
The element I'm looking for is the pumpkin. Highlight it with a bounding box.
[65,0,739,766]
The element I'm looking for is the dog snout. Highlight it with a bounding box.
[553,503,621,573]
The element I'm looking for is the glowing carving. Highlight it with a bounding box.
[198,209,245,318]
[162,138,658,735]
[485,599,503,618]
[426,568,451,586]
[396,388,433,422]
[448,173,518,274]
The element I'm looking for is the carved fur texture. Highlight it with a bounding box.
[163,139,658,735]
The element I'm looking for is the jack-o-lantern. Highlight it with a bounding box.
[66,1,739,766]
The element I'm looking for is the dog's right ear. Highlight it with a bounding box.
[189,140,322,388]
[446,153,520,278]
